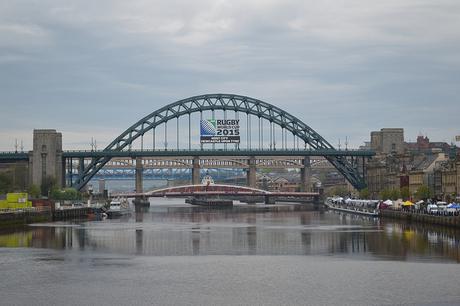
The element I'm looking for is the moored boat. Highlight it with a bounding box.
[107,198,131,217]
[325,197,380,217]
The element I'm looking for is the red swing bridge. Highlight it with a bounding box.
[111,184,320,205]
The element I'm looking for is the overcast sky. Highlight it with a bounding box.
[0,0,459,151]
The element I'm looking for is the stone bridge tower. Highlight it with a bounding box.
[29,129,63,189]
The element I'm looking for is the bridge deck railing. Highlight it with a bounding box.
[0,148,375,162]
[59,148,375,158]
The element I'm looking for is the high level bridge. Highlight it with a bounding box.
[0,94,374,192]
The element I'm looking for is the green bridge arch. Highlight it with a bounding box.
[73,94,367,190]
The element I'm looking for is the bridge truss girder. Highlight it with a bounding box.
[68,156,322,173]
[83,168,243,180]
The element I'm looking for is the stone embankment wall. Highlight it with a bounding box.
[0,209,51,227]
[0,207,93,227]
[52,207,92,221]
[381,210,460,228]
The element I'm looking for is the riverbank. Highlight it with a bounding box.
[0,209,51,227]
[0,207,94,228]
[380,209,460,228]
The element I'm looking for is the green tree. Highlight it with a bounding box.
[0,173,13,194]
[359,188,370,199]
[400,187,410,200]
[50,188,81,201]
[379,188,400,200]
[415,185,431,201]
[61,188,81,200]
[50,188,61,200]
[332,186,349,197]
[28,184,41,199]
[390,189,400,200]
[326,186,348,197]
[379,188,390,200]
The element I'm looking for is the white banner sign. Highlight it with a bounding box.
[200,119,240,143]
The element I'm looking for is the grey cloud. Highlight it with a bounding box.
[0,0,459,150]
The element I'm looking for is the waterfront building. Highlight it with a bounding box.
[406,134,453,155]
[442,166,457,200]
[365,128,457,199]
[271,177,298,192]
[457,161,460,199]
[367,155,401,197]
[408,152,447,196]
[433,165,443,199]
[370,128,405,155]
[433,158,459,201]
[408,170,424,196]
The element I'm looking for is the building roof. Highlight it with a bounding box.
[273,177,290,183]
[409,154,438,171]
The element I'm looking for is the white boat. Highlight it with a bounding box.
[324,197,380,217]
[107,198,131,217]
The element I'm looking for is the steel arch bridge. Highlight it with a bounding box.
[73,94,369,190]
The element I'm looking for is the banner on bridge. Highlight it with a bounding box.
[200,119,240,143]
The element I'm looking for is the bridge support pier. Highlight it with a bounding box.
[192,156,201,185]
[264,195,275,205]
[61,158,66,188]
[247,156,256,188]
[135,157,143,193]
[300,156,311,192]
[78,157,84,183]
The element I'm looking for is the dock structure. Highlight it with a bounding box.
[0,207,96,227]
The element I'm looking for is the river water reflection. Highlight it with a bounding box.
[1,198,460,261]
[2,199,460,306]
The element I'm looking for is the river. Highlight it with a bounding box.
[1,199,460,305]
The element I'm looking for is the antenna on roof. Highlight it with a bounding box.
[91,137,97,151]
